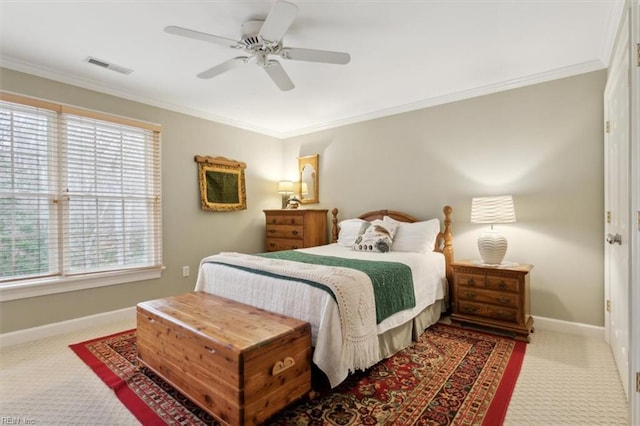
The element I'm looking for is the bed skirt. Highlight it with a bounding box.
[378,298,446,359]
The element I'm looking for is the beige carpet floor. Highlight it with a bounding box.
[0,318,629,425]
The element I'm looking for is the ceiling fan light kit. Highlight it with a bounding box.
[165,0,351,91]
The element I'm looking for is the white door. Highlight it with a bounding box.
[604,10,630,398]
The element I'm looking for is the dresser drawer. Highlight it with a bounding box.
[266,238,303,252]
[266,224,304,239]
[457,288,519,308]
[266,214,304,226]
[458,301,519,323]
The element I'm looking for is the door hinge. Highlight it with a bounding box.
[636,371,640,393]
[606,300,611,312]
[605,120,610,133]
[607,211,611,224]
[637,43,640,67]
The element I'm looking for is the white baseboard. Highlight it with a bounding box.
[0,306,136,349]
[532,315,604,340]
[0,310,605,349]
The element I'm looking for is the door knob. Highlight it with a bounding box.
[606,233,622,245]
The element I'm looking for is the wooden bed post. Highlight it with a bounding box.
[442,205,454,284]
[331,208,339,243]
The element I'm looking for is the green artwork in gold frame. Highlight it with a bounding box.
[194,155,247,212]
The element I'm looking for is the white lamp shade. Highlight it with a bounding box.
[470,195,516,224]
[277,180,294,194]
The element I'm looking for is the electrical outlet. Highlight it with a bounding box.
[182,266,190,277]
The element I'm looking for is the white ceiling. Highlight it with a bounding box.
[0,1,625,138]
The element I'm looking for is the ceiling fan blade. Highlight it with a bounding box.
[259,1,298,42]
[280,47,351,65]
[197,57,249,79]
[165,26,239,48]
[263,60,294,91]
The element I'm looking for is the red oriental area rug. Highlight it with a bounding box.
[70,323,525,425]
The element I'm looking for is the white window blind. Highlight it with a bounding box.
[0,93,162,289]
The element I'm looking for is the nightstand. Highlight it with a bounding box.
[264,209,328,252]
[450,260,534,342]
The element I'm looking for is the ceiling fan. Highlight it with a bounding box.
[165,1,351,91]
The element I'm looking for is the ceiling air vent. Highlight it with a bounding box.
[84,56,133,75]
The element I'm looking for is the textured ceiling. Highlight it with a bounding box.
[0,1,625,138]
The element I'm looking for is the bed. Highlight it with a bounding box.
[195,206,453,388]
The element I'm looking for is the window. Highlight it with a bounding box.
[0,93,162,301]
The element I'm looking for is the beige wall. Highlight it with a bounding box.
[284,70,607,327]
[0,68,283,333]
[0,68,606,332]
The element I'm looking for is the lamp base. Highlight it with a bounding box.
[477,230,508,265]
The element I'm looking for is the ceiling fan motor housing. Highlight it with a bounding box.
[241,20,281,52]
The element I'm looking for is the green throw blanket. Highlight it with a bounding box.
[257,251,415,324]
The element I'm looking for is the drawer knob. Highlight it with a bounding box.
[269,242,275,247]
[272,219,276,224]
[290,219,295,224]
[463,305,478,313]
[204,345,216,354]
[497,297,510,305]
[292,245,298,249]
[268,229,275,233]
[464,291,477,299]
[467,278,476,286]
[498,281,506,289]
[272,356,295,376]
[291,230,298,236]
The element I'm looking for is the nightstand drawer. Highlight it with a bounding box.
[266,224,304,239]
[458,288,519,308]
[455,273,485,288]
[458,301,518,323]
[266,238,303,252]
[486,276,519,292]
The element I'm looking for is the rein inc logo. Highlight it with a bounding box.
[1,418,35,425]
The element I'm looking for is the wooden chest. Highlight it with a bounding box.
[136,291,312,425]
[264,209,328,252]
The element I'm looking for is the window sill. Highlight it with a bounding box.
[0,267,164,302]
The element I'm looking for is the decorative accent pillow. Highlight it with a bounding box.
[353,219,399,253]
[384,216,440,253]
[337,219,368,247]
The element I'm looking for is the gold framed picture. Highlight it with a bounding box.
[194,155,247,212]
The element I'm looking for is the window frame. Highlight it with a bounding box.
[0,92,163,302]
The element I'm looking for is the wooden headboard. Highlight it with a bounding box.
[330,206,454,282]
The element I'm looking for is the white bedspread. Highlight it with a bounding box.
[194,243,446,387]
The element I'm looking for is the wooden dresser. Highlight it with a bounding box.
[450,260,534,342]
[137,292,312,425]
[264,209,328,252]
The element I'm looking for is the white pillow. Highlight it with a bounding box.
[337,218,368,246]
[384,216,440,253]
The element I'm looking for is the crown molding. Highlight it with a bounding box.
[0,58,283,138]
[279,60,607,138]
[2,57,606,140]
